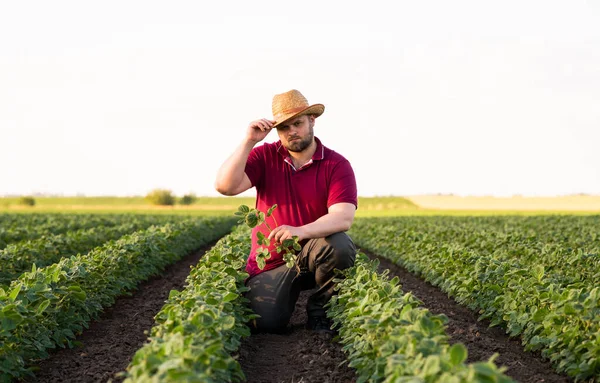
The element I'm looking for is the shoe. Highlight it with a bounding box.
[306,316,335,335]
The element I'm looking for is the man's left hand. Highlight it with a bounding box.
[268,225,306,244]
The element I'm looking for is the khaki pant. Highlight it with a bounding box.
[245,232,356,333]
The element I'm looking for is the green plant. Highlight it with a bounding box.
[0,217,236,381]
[123,226,256,382]
[17,196,35,207]
[179,193,197,205]
[235,204,301,271]
[0,215,183,287]
[327,253,513,383]
[349,216,600,380]
[145,189,175,206]
[0,214,128,251]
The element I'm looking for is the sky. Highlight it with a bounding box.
[1,0,599,198]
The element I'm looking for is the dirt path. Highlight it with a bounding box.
[238,290,356,383]
[369,251,572,383]
[26,242,217,383]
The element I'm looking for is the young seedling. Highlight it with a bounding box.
[235,204,302,271]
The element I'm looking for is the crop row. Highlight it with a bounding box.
[0,213,173,250]
[0,217,235,382]
[454,215,599,249]
[123,225,255,382]
[0,215,187,287]
[123,225,515,382]
[349,216,600,381]
[327,253,513,383]
[394,216,600,287]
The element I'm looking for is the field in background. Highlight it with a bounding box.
[2,198,599,381]
[1,195,599,216]
[409,194,600,212]
[0,196,256,216]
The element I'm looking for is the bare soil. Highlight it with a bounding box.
[237,290,357,383]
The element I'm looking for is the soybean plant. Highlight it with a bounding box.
[235,204,302,271]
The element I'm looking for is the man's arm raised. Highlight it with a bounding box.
[214,139,255,196]
[214,119,275,196]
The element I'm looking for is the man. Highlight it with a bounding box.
[215,89,357,334]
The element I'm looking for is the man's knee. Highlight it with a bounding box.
[244,267,297,333]
[322,232,356,270]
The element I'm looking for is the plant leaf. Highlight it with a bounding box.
[266,204,277,217]
[449,343,467,366]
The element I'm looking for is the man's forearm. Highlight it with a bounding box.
[300,211,354,239]
[214,139,255,195]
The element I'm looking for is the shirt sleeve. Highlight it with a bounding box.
[244,145,265,188]
[327,159,358,209]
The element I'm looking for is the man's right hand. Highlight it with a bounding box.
[246,119,276,143]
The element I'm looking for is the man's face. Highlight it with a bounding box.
[276,115,315,153]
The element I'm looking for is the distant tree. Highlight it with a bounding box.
[18,196,36,206]
[145,189,175,206]
[179,193,197,205]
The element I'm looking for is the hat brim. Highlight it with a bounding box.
[273,104,324,128]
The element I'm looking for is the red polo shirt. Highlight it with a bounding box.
[244,137,357,278]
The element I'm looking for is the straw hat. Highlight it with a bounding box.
[272,90,324,128]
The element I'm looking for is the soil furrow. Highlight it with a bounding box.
[238,290,356,383]
[25,241,218,383]
[369,251,572,383]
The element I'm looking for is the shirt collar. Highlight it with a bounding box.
[277,137,325,171]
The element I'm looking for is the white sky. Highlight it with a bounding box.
[1,0,599,197]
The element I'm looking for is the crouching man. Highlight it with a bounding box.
[215,89,357,333]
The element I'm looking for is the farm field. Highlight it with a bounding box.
[0,197,257,216]
[408,195,600,212]
[0,205,598,382]
[349,215,600,381]
[2,195,599,216]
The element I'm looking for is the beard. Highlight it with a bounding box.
[285,126,314,153]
